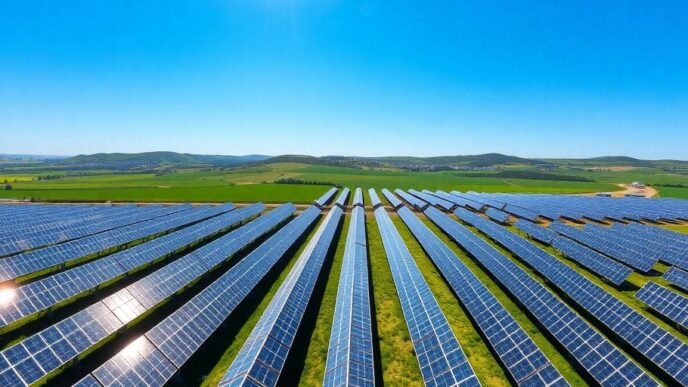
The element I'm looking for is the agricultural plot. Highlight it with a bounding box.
[0,188,687,386]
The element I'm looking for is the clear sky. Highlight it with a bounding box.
[1,1,687,159]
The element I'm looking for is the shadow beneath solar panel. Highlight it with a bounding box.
[168,217,321,385]
[46,214,288,386]
[276,216,344,386]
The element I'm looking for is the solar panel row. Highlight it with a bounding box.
[406,189,453,211]
[315,187,339,208]
[549,222,657,272]
[0,204,235,284]
[334,188,350,209]
[664,267,688,292]
[0,205,188,257]
[515,219,632,286]
[0,204,262,332]
[456,208,687,385]
[380,188,402,209]
[485,208,510,224]
[393,189,428,211]
[374,206,480,386]
[426,208,656,386]
[403,206,567,386]
[352,187,364,208]
[607,223,688,270]
[636,282,688,330]
[0,204,294,386]
[368,188,382,209]
[219,206,343,386]
[324,206,374,387]
[81,204,321,387]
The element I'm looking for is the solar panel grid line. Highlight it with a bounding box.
[664,267,688,292]
[0,204,234,285]
[324,206,374,387]
[405,206,567,386]
[0,204,295,386]
[455,208,686,385]
[426,208,658,386]
[0,204,261,333]
[219,206,343,387]
[373,207,481,387]
[636,282,688,330]
[82,205,321,387]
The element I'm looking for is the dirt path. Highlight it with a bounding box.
[610,183,658,198]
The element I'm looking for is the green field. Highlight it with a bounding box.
[0,162,651,203]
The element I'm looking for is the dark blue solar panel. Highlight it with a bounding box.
[664,267,688,292]
[455,207,685,385]
[324,206,374,387]
[219,206,343,386]
[393,189,429,211]
[315,187,339,208]
[405,206,566,386]
[0,204,261,332]
[373,207,479,386]
[85,206,320,386]
[636,282,688,329]
[0,205,294,386]
[485,208,510,223]
[427,208,657,386]
[0,204,235,284]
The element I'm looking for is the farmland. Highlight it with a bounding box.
[0,162,666,203]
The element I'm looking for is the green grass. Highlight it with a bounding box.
[201,214,326,386]
[657,186,688,199]
[661,224,688,234]
[390,215,511,386]
[298,216,349,385]
[366,213,424,386]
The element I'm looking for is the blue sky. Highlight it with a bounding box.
[1,1,687,159]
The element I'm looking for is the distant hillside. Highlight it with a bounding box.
[54,152,270,170]
[542,156,688,170]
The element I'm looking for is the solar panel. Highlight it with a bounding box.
[636,282,688,329]
[84,205,321,386]
[334,188,350,209]
[393,189,429,211]
[219,206,343,386]
[0,204,295,386]
[0,204,236,284]
[455,207,686,385]
[324,206,374,387]
[427,208,656,386]
[664,267,688,292]
[406,189,453,211]
[315,187,339,208]
[373,207,480,386]
[404,206,566,386]
[368,189,382,209]
[0,204,262,332]
[380,188,402,209]
[485,208,510,224]
[0,204,189,257]
[352,187,364,208]
[514,219,555,244]
[549,222,658,272]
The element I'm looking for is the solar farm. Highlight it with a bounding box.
[0,189,687,387]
